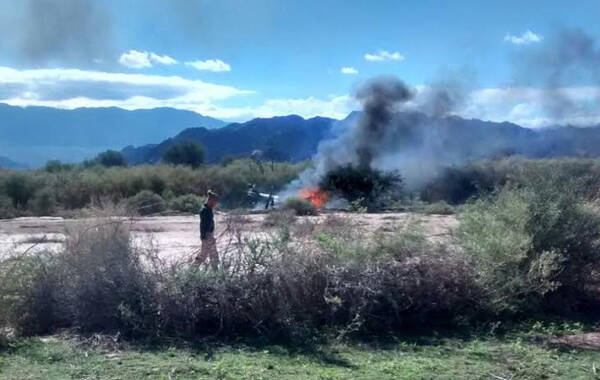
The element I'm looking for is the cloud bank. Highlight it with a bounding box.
[340,67,358,74]
[119,50,178,69]
[0,65,599,126]
[504,30,543,45]
[364,50,405,62]
[185,59,231,72]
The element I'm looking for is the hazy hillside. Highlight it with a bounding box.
[0,156,27,169]
[123,111,600,166]
[0,104,226,166]
[123,115,336,164]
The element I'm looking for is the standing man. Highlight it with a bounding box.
[196,190,219,269]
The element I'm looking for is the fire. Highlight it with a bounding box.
[298,187,329,208]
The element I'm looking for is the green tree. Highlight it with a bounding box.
[3,173,36,208]
[95,150,127,167]
[162,141,205,168]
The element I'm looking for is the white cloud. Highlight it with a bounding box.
[149,53,178,65]
[0,66,252,119]
[119,50,178,69]
[185,59,231,72]
[461,86,600,127]
[340,67,358,75]
[2,65,600,126]
[504,30,543,45]
[364,50,405,62]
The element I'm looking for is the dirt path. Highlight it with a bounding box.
[0,212,458,261]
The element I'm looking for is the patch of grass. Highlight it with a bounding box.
[1,333,599,379]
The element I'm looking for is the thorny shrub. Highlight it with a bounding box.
[459,177,600,316]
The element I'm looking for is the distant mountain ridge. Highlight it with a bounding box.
[0,104,226,166]
[123,115,336,164]
[122,111,600,166]
[0,156,27,169]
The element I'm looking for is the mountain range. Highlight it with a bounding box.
[0,103,225,166]
[0,156,27,169]
[123,115,336,164]
[4,102,600,169]
[122,111,600,166]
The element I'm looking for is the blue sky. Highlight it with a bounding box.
[0,0,599,126]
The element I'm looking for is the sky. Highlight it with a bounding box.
[0,0,598,126]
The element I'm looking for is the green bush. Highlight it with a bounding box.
[93,150,127,167]
[0,195,16,219]
[169,194,203,213]
[458,180,600,315]
[31,189,57,216]
[3,173,36,208]
[127,190,166,216]
[283,197,317,216]
[162,141,205,168]
[319,164,403,211]
[0,160,307,216]
[0,251,59,335]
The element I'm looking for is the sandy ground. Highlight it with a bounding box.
[0,212,458,261]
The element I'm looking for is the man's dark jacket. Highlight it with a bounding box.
[200,203,214,240]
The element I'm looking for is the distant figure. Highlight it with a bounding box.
[195,190,219,270]
[265,193,275,209]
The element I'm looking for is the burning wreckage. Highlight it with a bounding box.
[289,77,417,211]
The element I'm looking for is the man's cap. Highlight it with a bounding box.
[207,189,218,198]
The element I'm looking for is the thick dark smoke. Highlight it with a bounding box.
[517,28,600,122]
[281,76,471,199]
[353,78,413,168]
[0,0,113,65]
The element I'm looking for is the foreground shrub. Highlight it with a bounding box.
[57,221,157,334]
[0,252,59,335]
[283,197,316,215]
[459,179,600,316]
[0,217,478,340]
[127,190,166,216]
[0,221,158,336]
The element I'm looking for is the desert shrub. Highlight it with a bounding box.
[0,252,59,336]
[422,200,456,215]
[31,188,57,215]
[459,180,600,316]
[3,172,36,208]
[263,209,297,227]
[56,221,157,334]
[0,220,158,337]
[320,165,403,210]
[169,194,203,213]
[94,150,127,167]
[283,197,317,216]
[44,160,74,173]
[0,195,16,219]
[127,190,166,216]
[162,141,205,168]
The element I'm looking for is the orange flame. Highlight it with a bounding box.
[298,187,329,208]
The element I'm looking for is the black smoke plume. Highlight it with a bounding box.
[516,28,600,122]
[0,0,114,65]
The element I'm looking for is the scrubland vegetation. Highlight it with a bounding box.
[0,158,307,218]
[2,157,600,378]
